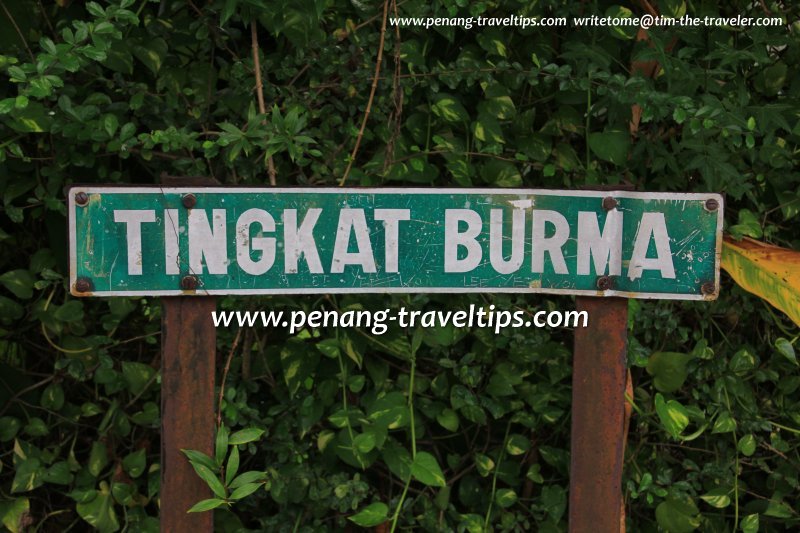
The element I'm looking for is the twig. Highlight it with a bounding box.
[217,327,243,428]
[251,20,277,186]
[339,0,390,186]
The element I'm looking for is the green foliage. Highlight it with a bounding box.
[0,0,799,531]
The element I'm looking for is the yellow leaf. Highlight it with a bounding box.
[721,235,800,327]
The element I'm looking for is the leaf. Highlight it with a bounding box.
[229,482,262,500]
[133,38,168,75]
[121,361,155,396]
[0,270,34,299]
[740,514,759,533]
[738,434,757,456]
[122,449,146,478]
[228,427,265,445]
[588,131,630,166]
[40,383,64,410]
[215,425,228,466]
[181,449,216,472]
[431,93,468,124]
[474,453,495,477]
[187,498,227,513]
[495,488,518,508]
[647,352,693,392]
[480,160,520,187]
[774,338,797,366]
[721,236,800,327]
[605,5,637,40]
[712,411,737,434]
[76,482,120,532]
[88,441,109,477]
[699,487,731,508]
[348,502,388,527]
[654,393,689,438]
[188,462,226,499]
[228,470,266,489]
[225,445,239,485]
[505,434,530,456]
[729,209,763,239]
[367,391,409,429]
[411,451,446,487]
[655,494,701,533]
[280,339,320,396]
[436,408,459,432]
[0,497,29,533]
[0,417,21,441]
[473,113,504,144]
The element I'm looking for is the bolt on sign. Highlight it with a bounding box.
[68,187,723,300]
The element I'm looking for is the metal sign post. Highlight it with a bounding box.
[67,186,723,531]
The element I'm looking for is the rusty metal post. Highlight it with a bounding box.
[161,296,216,532]
[569,297,628,532]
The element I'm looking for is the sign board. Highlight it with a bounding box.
[68,187,723,299]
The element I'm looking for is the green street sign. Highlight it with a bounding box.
[68,187,723,300]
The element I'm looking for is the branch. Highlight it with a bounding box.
[251,20,277,186]
[339,0,390,186]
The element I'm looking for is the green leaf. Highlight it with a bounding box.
[505,434,530,456]
[605,5,637,39]
[480,160,520,187]
[588,131,630,166]
[655,494,701,533]
[43,461,72,485]
[88,441,109,477]
[54,300,84,322]
[11,458,42,493]
[738,434,757,456]
[188,462,226,499]
[229,482,262,500]
[133,38,168,75]
[281,339,320,396]
[368,391,409,429]
[654,393,690,438]
[122,449,146,478]
[121,361,155,396]
[0,417,21,441]
[76,482,120,533]
[411,451,446,487]
[0,270,34,299]
[774,338,797,365]
[431,93,469,124]
[181,449,216,472]
[699,487,731,508]
[473,113,504,144]
[348,502,388,527]
[228,427,265,445]
[225,445,240,486]
[712,411,737,434]
[729,209,763,240]
[215,425,228,466]
[187,498,227,513]
[40,383,64,411]
[436,408,459,432]
[647,352,693,393]
[0,497,29,533]
[228,470,267,489]
[495,488,518,508]
[740,514,759,533]
[102,114,118,138]
[474,453,495,477]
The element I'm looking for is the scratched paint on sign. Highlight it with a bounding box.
[68,187,723,300]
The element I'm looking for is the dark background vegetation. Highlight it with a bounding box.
[0,0,799,531]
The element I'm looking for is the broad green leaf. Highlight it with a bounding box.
[0,270,34,299]
[381,440,412,480]
[11,458,42,493]
[188,462,226,499]
[774,338,797,366]
[122,449,146,478]
[738,434,757,456]
[348,502,388,527]
[729,210,763,240]
[655,393,689,438]
[431,94,468,124]
[473,113,504,144]
[0,417,21,441]
[40,383,64,411]
[121,361,155,396]
[88,441,109,477]
[437,408,459,432]
[495,488,518,508]
[133,38,167,75]
[411,451,446,487]
[655,494,701,533]
[712,411,737,434]
[280,339,320,396]
[588,131,630,166]
[505,434,530,456]
[647,352,693,392]
[228,427,265,445]
[474,453,495,477]
[480,160,520,187]
[740,514,759,533]
[76,482,120,532]
[699,487,731,508]
[187,498,227,513]
[215,425,229,466]
[43,461,72,485]
[721,236,800,327]
[0,497,29,533]
[368,391,409,429]
[605,6,637,39]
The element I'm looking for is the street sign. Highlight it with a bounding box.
[68,187,723,299]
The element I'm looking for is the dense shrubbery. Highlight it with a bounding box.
[0,0,798,531]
